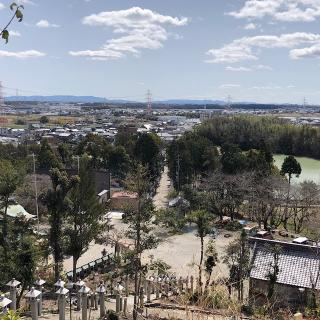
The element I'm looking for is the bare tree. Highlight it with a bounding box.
[291,181,319,234]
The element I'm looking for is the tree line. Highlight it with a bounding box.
[197,115,320,159]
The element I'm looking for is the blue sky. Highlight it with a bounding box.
[1,0,320,104]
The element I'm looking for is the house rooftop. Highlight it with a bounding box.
[249,237,320,290]
[111,191,138,199]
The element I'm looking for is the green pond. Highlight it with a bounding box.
[274,155,320,184]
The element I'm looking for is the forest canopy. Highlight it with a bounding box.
[197,116,320,159]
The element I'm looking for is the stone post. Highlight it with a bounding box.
[165,283,169,295]
[116,294,120,313]
[139,287,144,308]
[90,293,95,309]
[79,286,90,320]
[56,287,69,320]
[179,276,183,292]
[125,275,129,296]
[146,281,151,303]
[155,282,160,299]
[34,278,46,316]
[94,294,98,310]
[0,295,12,316]
[26,287,41,320]
[75,279,85,311]
[96,282,106,318]
[123,297,127,316]
[190,276,194,293]
[6,278,20,311]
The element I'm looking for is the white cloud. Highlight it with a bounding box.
[9,30,21,37]
[256,64,273,70]
[0,2,5,10]
[70,7,188,60]
[219,84,241,89]
[206,32,320,63]
[36,20,60,28]
[226,66,252,72]
[249,85,282,90]
[229,0,320,22]
[225,64,273,71]
[18,0,35,5]
[244,22,257,30]
[290,44,320,58]
[0,50,46,58]
[206,42,258,63]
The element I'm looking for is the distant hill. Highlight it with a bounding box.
[154,99,227,105]
[4,95,133,104]
[5,95,232,105]
[4,95,266,106]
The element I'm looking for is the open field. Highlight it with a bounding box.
[0,115,82,127]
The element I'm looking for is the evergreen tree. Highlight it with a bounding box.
[65,157,105,281]
[38,139,62,170]
[45,168,76,280]
[124,164,158,320]
[0,160,22,258]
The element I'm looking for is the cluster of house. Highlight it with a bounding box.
[0,105,201,145]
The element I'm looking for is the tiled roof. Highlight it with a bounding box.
[250,238,320,289]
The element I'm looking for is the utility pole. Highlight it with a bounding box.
[176,152,180,193]
[0,81,4,106]
[32,153,40,232]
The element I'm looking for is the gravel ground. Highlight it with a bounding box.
[63,167,235,280]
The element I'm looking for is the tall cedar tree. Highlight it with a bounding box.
[124,164,158,320]
[46,168,76,280]
[281,155,302,230]
[65,158,105,281]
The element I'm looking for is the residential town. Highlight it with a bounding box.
[3,1,320,320]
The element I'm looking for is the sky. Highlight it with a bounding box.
[1,0,320,104]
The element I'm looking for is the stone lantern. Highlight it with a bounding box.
[34,278,46,316]
[78,285,91,320]
[54,279,66,289]
[25,287,41,320]
[96,282,106,318]
[75,279,85,311]
[0,295,12,315]
[6,278,21,311]
[56,287,69,320]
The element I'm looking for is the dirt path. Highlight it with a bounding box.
[153,166,170,210]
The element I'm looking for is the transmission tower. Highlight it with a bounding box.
[0,81,4,106]
[303,97,308,108]
[226,94,232,110]
[146,89,152,113]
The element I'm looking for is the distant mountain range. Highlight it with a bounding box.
[5,95,232,105]
[5,95,126,103]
